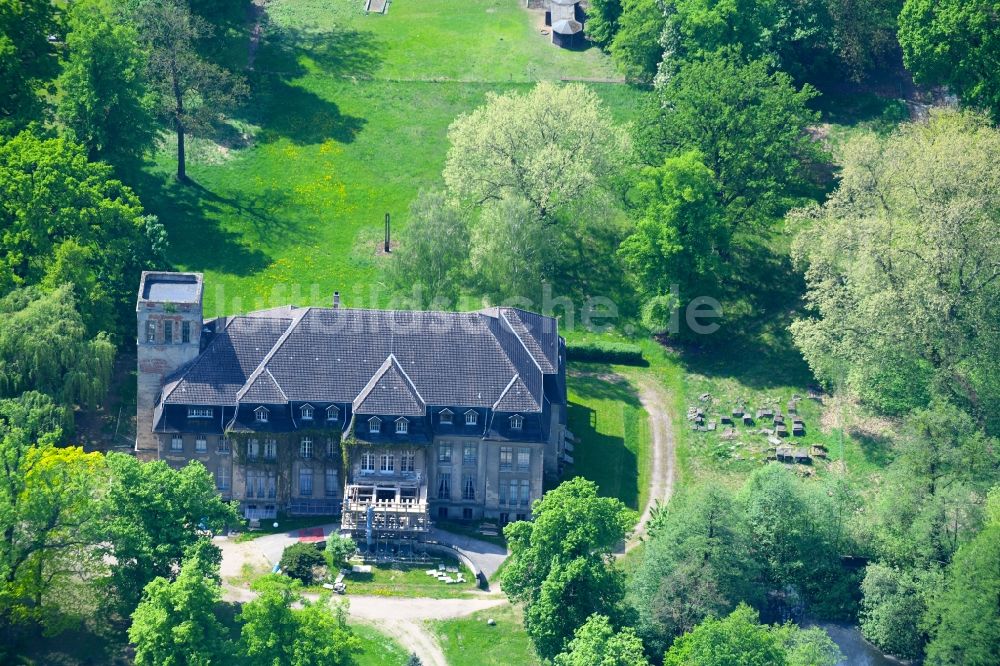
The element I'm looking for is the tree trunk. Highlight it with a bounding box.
[176,120,186,182]
[172,65,187,183]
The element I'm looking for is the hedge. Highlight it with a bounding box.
[566,340,645,365]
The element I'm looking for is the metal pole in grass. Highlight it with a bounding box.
[384,212,391,253]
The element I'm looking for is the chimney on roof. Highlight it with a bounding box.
[333,291,340,309]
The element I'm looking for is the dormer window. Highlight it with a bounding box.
[327,405,340,422]
[465,410,478,426]
[439,409,453,425]
[188,407,212,419]
[300,404,314,421]
[369,417,381,434]
[510,414,524,431]
[395,418,409,434]
[255,406,269,423]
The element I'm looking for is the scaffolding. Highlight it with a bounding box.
[340,481,430,535]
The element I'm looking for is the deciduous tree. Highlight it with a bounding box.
[389,190,469,303]
[0,0,58,133]
[129,540,234,666]
[791,110,1000,429]
[640,54,821,231]
[609,0,664,83]
[444,82,629,220]
[554,614,648,666]
[56,0,156,168]
[618,150,726,333]
[136,0,247,181]
[279,542,325,584]
[0,431,105,629]
[501,477,636,660]
[899,0,1000,122]
[629,484,761,655]
[0,131,166,339]
[0,286,115,409]
[923,487,1000,666]
[859,563,937,661]
[238,575,360,666]
[100,454,240,613]
[663,604,842,666]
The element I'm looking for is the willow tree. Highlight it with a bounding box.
[791,110,1000,428]
[0,286,114,409]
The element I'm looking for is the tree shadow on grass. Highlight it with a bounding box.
[672,237,816,392]
[567,401,639,509]
[847,428,893,469]
[240,22,382,146]
[130,169,271,277]
[186,180,303,244]
[568,367,642,407]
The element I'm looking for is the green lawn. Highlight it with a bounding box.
[232,515,338,542]
[565,365,651,512]
[330,556,480,599]
[353,623,410,666]
[430,604,542,666]
[137,0,647,315]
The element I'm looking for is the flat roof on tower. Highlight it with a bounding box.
[139,272,203,304]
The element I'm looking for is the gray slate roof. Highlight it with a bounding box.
[163,317,292,405]
[353,355,426,416]
[493,375,541,412]
[160,306,560,414]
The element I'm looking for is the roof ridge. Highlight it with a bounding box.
[235,307,310,403]
[352,353,426,412]
[265,368,288,402]
[160,315,240,404]
[499,310,544,374]
[492,374,522,410]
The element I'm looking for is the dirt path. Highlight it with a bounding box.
[626,377,677,551]
[351,596,507,666]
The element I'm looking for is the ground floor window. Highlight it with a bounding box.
[325,468,338,497]
[299,467,313,496]
[246,469,265,498]
[438,473,451,499]
[216,464,230,490]
[519,479,530,506]
[266,471,276,498]
[462,475,476,500]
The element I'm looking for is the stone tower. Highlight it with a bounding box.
[135,271,204,460]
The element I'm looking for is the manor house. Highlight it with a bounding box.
[135,272,568,537]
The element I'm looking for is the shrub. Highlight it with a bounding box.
[279,542,326,584]
[566,340,645,365]
[325,534,357,570]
